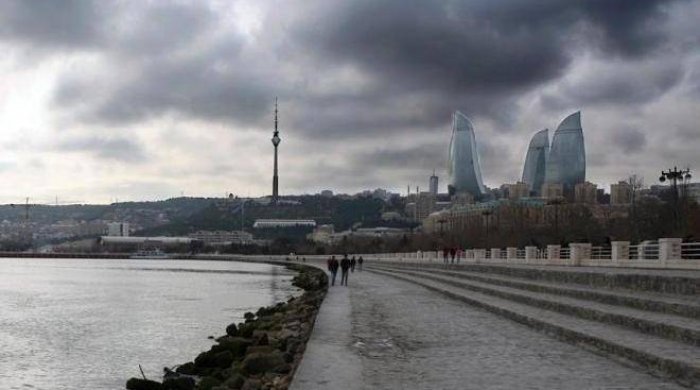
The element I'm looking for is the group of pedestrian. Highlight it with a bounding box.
[327,254,364,286]
[442,246,463,266]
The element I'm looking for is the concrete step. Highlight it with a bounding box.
[372,266,700,347]
[375,264,700,320]
[376,261,700,295]
[368,268,700,388]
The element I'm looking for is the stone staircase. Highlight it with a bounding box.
[367,262,700,388]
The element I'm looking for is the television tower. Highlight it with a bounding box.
[271,98,281,204]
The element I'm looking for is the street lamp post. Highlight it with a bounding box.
[547,197,564,244]
[482,209,493,248]
[659,166,692,231]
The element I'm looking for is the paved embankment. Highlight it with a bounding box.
[291,263,688,389]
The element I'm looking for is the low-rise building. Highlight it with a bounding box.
[188,230,253,246]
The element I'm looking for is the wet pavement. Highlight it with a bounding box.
[292,266,685,389]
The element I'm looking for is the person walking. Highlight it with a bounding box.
[328,256,339,286]
[450,247,457,264]
[358,256,364,271]
[340,255,351,286]
[350,256,357,272]
[442,247,449,266]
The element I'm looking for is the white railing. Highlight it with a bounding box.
[354,238,700,270]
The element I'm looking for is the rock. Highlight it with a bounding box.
[223,374,246,389]
[198,376,222,390]
[225,322,238,337]
[257,333,269,346]
[237,322,257,338]
[214,351,234,368]
[246,345,274,355]
[212,336,252,357]
[241,351,289,375]
[241,378,262,390]
[126,378,163,390]
[162,376,195,390]
[175,362,195,375]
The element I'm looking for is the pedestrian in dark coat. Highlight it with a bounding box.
[450,247,457,264]
[358,256,364,271]
[340,255,351,286]
[328,256,339,286]
[350,256,357,272]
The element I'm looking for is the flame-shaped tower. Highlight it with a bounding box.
[521,129,549,196]
[545,111,585,192]
[447,111,485,197]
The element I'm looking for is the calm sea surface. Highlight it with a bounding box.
[0,258,298,390]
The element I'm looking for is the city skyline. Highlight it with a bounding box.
[0,1,699,204]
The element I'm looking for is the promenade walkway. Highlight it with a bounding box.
[291,264,686,389]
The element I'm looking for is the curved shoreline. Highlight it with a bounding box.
[126,262,328,390]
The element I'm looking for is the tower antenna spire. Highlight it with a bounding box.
[271,97,281,204]
[274,97,278,134]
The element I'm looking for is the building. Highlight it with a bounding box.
[610,181,632,205]
[505,182,530,200]
[447,111,485,198]
[545,111,586,194]
[429,171,439,195]
[541,183,564,199]
[107,222,130,237]
[307,224,335,244]
[100,235,194,249]
[415,192,437,221]
[188,230,253,246]
[521,129,549,196]
[451,192,475,207]
[252,219,316,228]
[574,181,597,204]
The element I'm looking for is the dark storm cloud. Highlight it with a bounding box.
[56,136,147,163]
[43,0,687,132]
[540,60,685,110]
[612,127,647,154]
[353,144,446,171]
[0,0,104,49]
[0,0,697,194]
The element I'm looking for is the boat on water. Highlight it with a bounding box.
[130,249,170,259]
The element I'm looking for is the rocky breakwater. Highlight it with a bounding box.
[126,264,328,390]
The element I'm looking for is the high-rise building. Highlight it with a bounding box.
[429,171,439,195]
[541,183,564,200]
[610,181,632,205]
[505,182,530,200]
[447,111,485,198]
[545,111,586,194]
[416,192,437,221]
[521,129,549,196]
[574,181,597,204]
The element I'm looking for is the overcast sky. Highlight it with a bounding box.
[0,0,699,204]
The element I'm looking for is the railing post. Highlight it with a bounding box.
[547,245,561,260]
[491,248,501,260]
[611,241,630,263]
[658,238,682,264]
[525,246,537,261]
[569,243,591,266]
[474,249,486,262]
[506,247,517,261]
